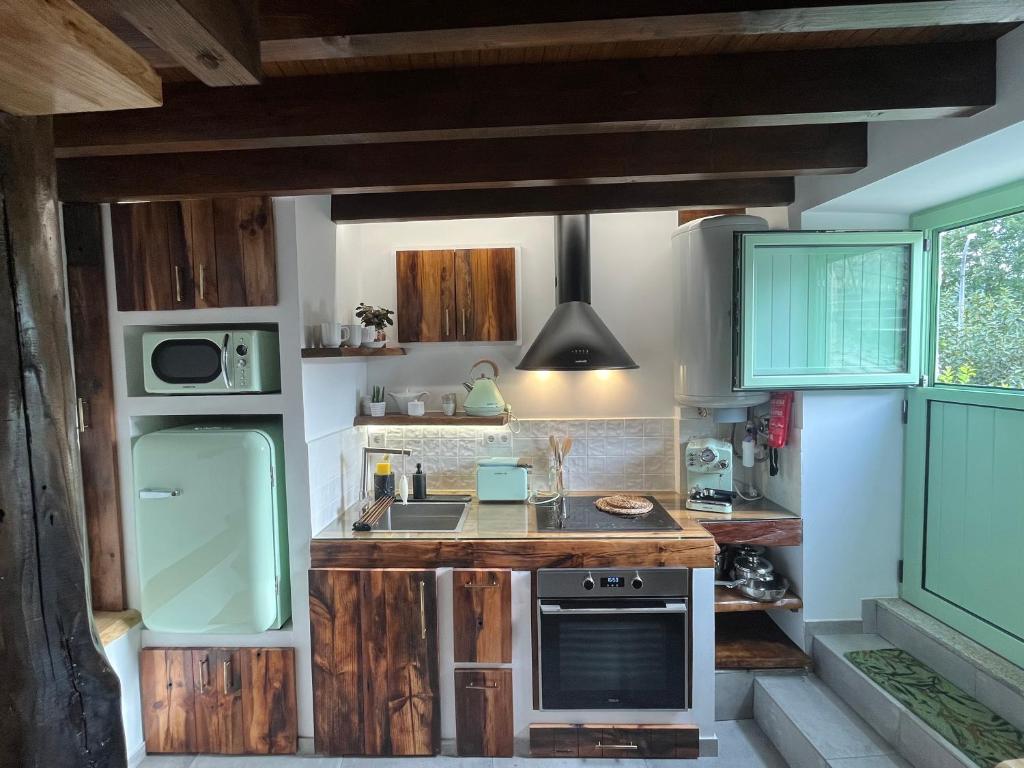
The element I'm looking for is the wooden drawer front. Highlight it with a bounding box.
[579,725,699,759]
[529,725,579,758]
[454,669,513,757]
[453,569,512,663]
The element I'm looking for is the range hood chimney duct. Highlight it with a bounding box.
[516,214,638,371]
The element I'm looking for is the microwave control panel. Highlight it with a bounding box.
[233,334,250,388]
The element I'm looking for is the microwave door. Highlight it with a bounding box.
[148,335,225,391]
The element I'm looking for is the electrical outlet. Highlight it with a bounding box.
[486,433,497,444]
[497,432,511,446]
[369,431,386,448]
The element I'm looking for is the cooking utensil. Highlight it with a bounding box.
[731,554,774,582]
[739,575,789,603]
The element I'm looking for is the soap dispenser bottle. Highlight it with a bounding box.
[412,463,427,500]
[373,460,395,500]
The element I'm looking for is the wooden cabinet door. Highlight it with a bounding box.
[455,247,517,341]
[453,569,512,663]
[455,669,513,757]
[63,203,124,611]
[212,196,278,307]
[309,569,440,756]
[192,648,244,754]
[181,199,219,308]
[397,249,456,342]
[529,724,579,757]
[111,201,192,310]
[140,649,196,753]
[239,648,297,754]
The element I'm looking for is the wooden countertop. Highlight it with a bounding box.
[312,494,719,569]
[311,493,800,569]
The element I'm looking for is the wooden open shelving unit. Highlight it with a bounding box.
[301,346,407,359]
[715,613,812,670]
[353,411,509,427]
[714,585,803,613]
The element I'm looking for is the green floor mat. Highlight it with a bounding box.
[846,648,1024,768]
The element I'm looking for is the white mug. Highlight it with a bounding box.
[342,324,362,348]
[321,322,351,347]
[407,400,426,417]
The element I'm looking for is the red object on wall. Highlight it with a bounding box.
[768,392,794,449]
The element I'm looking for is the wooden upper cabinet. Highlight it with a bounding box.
[309,568,440,757]
[397,249,455,342]
[455,248,517,341]
[110,196,277,311]
[397,248,516,343]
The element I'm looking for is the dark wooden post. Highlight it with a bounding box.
[0,115,126,766]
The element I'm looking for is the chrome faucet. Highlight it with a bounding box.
[360,446,411,509]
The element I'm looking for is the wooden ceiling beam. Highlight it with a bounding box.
[0,0,161,116]
[256,2,1024,62]
[329,179,794,223]
[56,124,864,202]
[53,42,992,158]
[105,0,261,86]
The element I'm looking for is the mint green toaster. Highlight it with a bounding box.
[476,457,530,502]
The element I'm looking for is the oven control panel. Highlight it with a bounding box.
[538,567,689,598]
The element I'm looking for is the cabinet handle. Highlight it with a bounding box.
[463,579,499,589]
[174,265,183,302]
[222,659,232,695]
[199,657,209,690]
[76,397,88,433]
[464,682,500,690]
[198,264,206,301]
[419,580,427,640]
[596,743,638,751]
[461,307,467,337]
[444,308,450,338]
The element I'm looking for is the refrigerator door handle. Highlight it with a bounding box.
[138,488,182,499]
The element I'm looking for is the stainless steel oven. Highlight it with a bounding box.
[537,567,690,710]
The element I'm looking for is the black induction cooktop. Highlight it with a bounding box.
[534,495,681,532]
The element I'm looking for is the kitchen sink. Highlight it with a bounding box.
[374,500,470,532]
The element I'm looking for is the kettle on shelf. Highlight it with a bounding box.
[462,359,507,417]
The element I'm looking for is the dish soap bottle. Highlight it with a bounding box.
[373,460,395,500]
[412,463,427,500]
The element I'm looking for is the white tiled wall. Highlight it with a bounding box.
[307,426,366,533]
[366,417,679,493]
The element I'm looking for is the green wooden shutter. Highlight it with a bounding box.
[735,231,926,389]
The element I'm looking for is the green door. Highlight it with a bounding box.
[902,181,1024,666]
[735,231,926,389]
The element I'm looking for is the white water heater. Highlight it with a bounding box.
[673,214,769,415]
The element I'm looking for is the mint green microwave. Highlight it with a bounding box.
[142,330,280,394]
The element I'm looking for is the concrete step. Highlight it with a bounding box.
[753,673,910,768]
[813,633,976,768]
[867,598,1024,733]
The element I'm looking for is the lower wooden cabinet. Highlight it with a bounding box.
[453,569,512,663]
[455,669,513,757]
[140,647,296,755]
[309,568,440,756]
[531,724,699,760]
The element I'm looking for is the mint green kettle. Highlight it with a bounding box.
[462,359,507,417]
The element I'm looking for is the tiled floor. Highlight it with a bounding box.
[139,720,787,768]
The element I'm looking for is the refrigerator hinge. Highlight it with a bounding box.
[897,559,904,583]
[901,399,908,424]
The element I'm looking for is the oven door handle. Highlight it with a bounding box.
[540,602,687,615]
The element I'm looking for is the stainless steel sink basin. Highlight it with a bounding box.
[374,500,469,532]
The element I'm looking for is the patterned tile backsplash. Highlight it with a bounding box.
[366,418,679,493]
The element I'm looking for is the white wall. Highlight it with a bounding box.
[336,211,680,418]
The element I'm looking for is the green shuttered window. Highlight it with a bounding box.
[735,231,926,389]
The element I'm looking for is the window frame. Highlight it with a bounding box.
[910,177,1024,393]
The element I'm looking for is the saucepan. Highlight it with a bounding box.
[731,554,775,582]
[715,573,790,603]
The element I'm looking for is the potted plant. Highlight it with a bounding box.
[355,302,395,349]
[369,385,387,417]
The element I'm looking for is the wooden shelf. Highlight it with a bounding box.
[715,613,812,670]
[301,346,407,359]
[354,411,509,427]
[701,517,802,547]
[93,609,142,647]
[715,585,803,613]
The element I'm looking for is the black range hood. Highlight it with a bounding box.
[517,215,638,371]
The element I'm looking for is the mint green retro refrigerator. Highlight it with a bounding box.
[133,422,290,633]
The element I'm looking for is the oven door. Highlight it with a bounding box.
[538,597,689,710]
[144,332,232,392]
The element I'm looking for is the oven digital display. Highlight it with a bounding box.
[600,576,625,588]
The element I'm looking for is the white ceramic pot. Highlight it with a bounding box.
[369,401,386,417]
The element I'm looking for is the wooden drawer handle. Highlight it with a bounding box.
[597,743,638,750]
[463,580,499,589]
[464,682,500,690]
